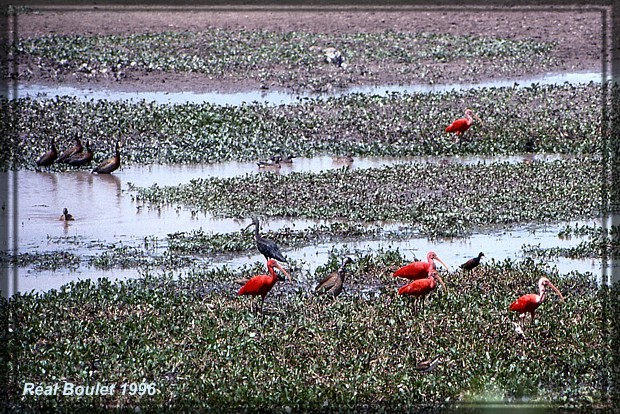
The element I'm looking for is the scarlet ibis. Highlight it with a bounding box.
[315,256,354,298]
[398,271,447,313]
[460,252,485,271]
[415,355,441,373]
[393,251,450,281]
[36,138,57,170]
[92,142,120,174]
[238,259,291,314]
[257,155,282,170]
[445,108,482,136]
[57,135,83,163]
[66,141,93,167]
[509,276,564,328]
[244,217,287,263]
[59,208,74,221]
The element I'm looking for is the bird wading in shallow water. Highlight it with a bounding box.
[92,142,121,174]
[445,108,483,137]
[238,259,291,315]
[460,252,485,272]
[394,251,450,281]
[57,135,83,163]
[315,256,354,298]
[398,271,447,313]
[509,276,564,328]
[244,217,287,264]
[36,138,57,170]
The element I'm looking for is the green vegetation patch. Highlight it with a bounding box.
[524,224,620,259]
[4,255,615,411]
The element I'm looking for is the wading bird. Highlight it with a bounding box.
[460,252,485,272]
[398,271,447,313]
[445,108,483,136]
[57,135,83,163]
[244,217,287,263]
[36,138,57,170]
[59,208,74,221]
[92,142,120,174]
[66,141,93,167]
[394,251,450,281]
[509,276,564,328]
[415,355,442,373]
[238,259,291,314]
[315,256,354,298]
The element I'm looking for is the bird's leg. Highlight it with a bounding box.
[520,313,526,329]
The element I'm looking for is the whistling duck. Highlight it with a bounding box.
[66,141,93,167]
[57,135,83,163]
[59,208,74,221]
[315,256,354,298]
[92,142,120,174]
[36,138,57,170]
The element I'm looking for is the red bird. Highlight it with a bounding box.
[394,251,450,281]
[509,276,564,328]
[398,271,447,313]
[445,108,483,136]
[238,259,291,314]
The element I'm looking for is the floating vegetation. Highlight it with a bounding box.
[3,82,604,171]
[4,254,615,411]
[135,158,605,237]
[0,251,80,271]
[524,224,620,259]
[12,30,558,90]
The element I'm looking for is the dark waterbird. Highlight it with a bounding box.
[66,141,93,167]
[92,142,120,174]
[59,208,74,221]
[315,256,354,298]
[57,135,83,163]
[244,217,287,263]
[257,155,282,170]
[238,259,291,315]
[415,355,442,373]
[35,138,57,170]
[460,252,485,271]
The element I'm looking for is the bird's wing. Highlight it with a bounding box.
[315,273,337,292]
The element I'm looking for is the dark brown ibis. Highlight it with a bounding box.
[509,276,564,328]
[238,259,291,315]
[92,142,120,174]
[57,135,83,163]
[460,252,485,271]
[244,217,287,263]
[66,140,93,167]
[315,256,354,298]
[35,138,57,170]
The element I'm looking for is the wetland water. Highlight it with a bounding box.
[3,70,610,295]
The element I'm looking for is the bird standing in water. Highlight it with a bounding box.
[238,259,291,315]
[57,135,83,163]
[36,138,57,170]
[92,142,121,174]
[66,141,93,167]
[315,256,354,298]
[59,208,74,221]
[244,217,287,264]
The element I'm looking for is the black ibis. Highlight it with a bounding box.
[244,217,287,263]
[315,256,354,298]
[459,252,485,271]
[92,142,120,174]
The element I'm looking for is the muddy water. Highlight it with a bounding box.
[4,72,601,106]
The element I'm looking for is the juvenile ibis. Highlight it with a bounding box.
[244,217,287,263]
[57,135,83,163]
[238,259,291,314]
[415,355,442,373]
[35,138,57,170]
[59,208,74,221]
[460,252,485,271]
[398,271,447,313]
[394,251,450,281]
[445,108,482,136]
[92,142,120,174]
[509,276,564,328]
[315,256,354,298]
[66,140,93,167]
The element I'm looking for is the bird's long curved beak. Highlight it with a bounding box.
[473,113,483,126]
[243,222,254,231]
[274,261,292,282]
[548,281,564,301]
[434,257,450,272]
[434,272,448,294]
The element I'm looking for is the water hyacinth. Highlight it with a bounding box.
[4,254,615,411]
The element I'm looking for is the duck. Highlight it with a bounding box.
[35,138,57,170]
[57,135,83,163]
[66,141,93,167]
[257,155,282,170]
[59,208,74,221]
[92,142,121,174]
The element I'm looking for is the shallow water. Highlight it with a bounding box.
[3,71,602,106]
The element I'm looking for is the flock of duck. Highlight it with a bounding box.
[35,136,121,174]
